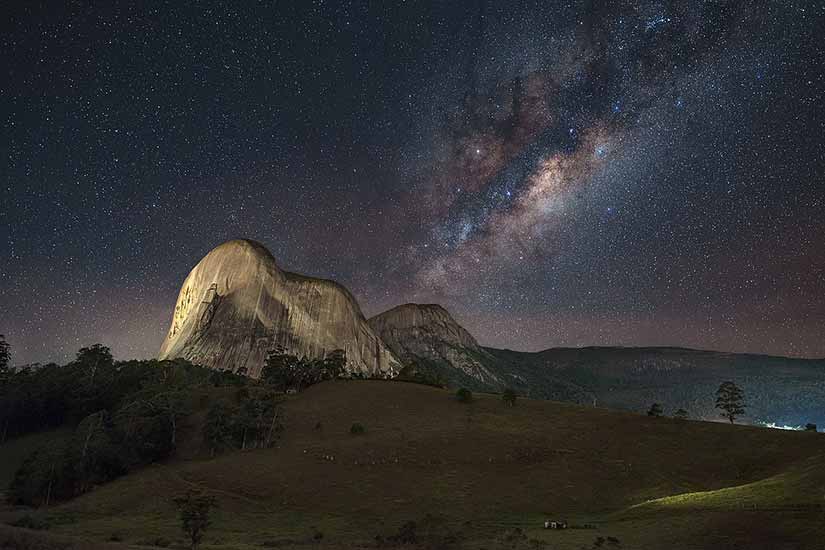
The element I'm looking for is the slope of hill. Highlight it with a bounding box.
[158,239,401,377]
[6,380,824,549]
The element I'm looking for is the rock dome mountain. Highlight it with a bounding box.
[157,239,825,428]
[367,303,503,389]
[158,239,401,378]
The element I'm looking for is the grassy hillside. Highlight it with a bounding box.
[3,380,824,549]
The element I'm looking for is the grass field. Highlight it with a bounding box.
[2,380,824,549]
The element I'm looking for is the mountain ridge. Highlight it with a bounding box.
[158,240,825,426]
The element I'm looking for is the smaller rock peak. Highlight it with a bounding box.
[368,302,480,350]
[382,303,451,317]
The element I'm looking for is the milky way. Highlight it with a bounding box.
[2,1,823,365]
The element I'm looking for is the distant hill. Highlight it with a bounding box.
[369,304,825,427]
[487,346,825,427]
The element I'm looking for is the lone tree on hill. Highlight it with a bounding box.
[173,491,217,550]
[502,388,517,407]
[646,403,663,417]
[715,381,746,424]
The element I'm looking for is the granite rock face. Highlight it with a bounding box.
[367,303,502,386]
[158,239,401,378]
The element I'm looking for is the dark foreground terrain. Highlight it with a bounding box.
[2,380,824,549]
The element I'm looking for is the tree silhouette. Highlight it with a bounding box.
[715,381,746,424]
[502,388,517,407]
[0,334,10,375]
[646,403,663,417]
[173,491,217,550]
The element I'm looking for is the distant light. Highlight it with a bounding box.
[759,422,804,431]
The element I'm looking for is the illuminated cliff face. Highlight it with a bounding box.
[158,239,401,378]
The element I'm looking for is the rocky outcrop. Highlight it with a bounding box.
[158,239,401,378]
[367,303,502,386]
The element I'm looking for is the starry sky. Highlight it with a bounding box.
[2,1,824,366]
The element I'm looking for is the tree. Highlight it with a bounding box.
[646,403,663,417]
[115,397,175,465]
[0,335,13,442]
[320,349,347,380]
[804,423,817,432]
[69,344,117,416]
[262,347,345,392]
[173,491,217,550]
[502,388,517,407]
[232,393,282,450]
[150,390,188,448]
[203,400,237,457]
[715,381,746,424]
[68,410,124,494]
[455,388,473,403]
[9,442,70,506]
[73,344,114,386]
[261,346,301,391]
[0,334,10,379]
[673,408,688,420]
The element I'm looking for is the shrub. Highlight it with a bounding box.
[805,423,817,432]
[646,403,663,417]
[455,388,473,403]
[350,422,365,435]
[173,491,216,550]
[502,388,517,406]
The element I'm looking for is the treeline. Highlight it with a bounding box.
[0,337,352,507]
[203,389,283,455]
[0,343,237,442]
[259,346,347,391]
[2,344,248,506]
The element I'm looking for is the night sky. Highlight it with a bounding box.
[2,1,824,366]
